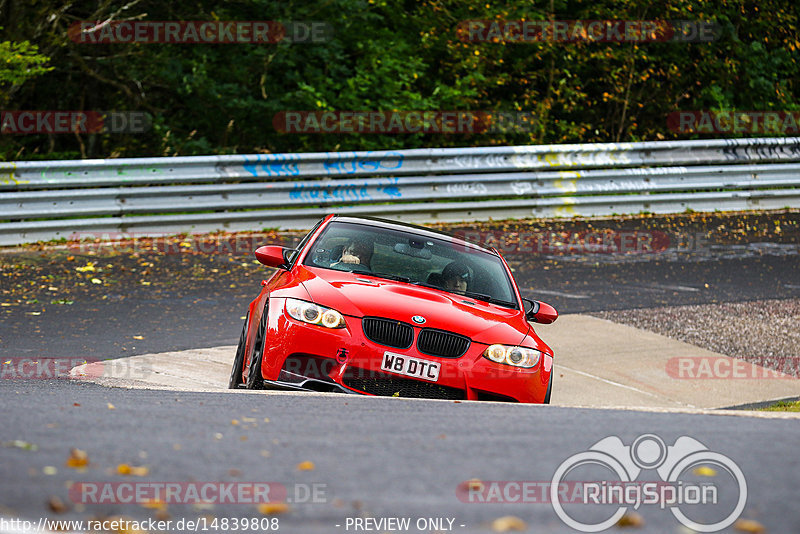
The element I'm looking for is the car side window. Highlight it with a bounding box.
[287,218,325,266]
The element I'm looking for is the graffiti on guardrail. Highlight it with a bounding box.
[3,138,800,246]
[722,140,800,162]
[241,153,301,177]
[322,151,404,175]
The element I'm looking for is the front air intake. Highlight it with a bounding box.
[362,317,414,349]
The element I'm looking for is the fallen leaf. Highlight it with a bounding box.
[48,496,68,513]
[490,516,527,532]
[734,519,766,533]
[693,466,717,477]
[90,278,102,284]
[155,509,171,521]
[296,461,315,471]
[461,479,484,492]
[141,499,167,511]
[132,335,144,340]
[107,403,116,410]
[616,511,644,527]
[3,440,38,451]
[65,448,89,469]
[43,466,57,475]
[103,515,147,534]
[117,463,149,476]
[257,503,289,515]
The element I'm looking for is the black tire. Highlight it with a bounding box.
[543,373,553,404]
[246,307,268,390]
[228,313,249,389]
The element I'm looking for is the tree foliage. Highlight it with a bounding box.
[1,0,798,160]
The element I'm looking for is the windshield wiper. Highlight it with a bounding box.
[410,281,442,291]
[460,291,518,309]
[406,281,519,309]
[363,272,411,283]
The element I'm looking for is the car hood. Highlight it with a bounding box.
[299,267,528,346]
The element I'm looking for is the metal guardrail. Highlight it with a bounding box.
[1,137,800,245]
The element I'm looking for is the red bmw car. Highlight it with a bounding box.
[229,215,558,403]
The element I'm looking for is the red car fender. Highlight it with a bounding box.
[516,327,554,387]
[244,265,317,374]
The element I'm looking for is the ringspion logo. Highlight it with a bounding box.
[551,434,746,532]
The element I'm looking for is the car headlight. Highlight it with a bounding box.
[483,344,541,368]
[285,298,346,329]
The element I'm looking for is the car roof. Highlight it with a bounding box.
[330,215,496,255]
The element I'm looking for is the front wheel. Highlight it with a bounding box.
[228,313,249,389]
[543,373,552,404]
[246,307,268,390]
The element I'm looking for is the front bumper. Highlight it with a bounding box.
[259,298,551,403]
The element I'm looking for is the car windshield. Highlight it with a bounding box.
[302,221,518,308]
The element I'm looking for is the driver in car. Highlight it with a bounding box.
[441,262,470,292]
[335,238,373,268]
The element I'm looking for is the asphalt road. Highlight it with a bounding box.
[1,249,798,361]
[1,213,799,533]
[1,380,796,533]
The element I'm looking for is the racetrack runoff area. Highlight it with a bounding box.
[71,313,800,415]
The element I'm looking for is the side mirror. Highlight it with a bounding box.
[255,246,293,269]
[522,298,558,324]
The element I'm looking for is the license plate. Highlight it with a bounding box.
[380,352,440,382]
